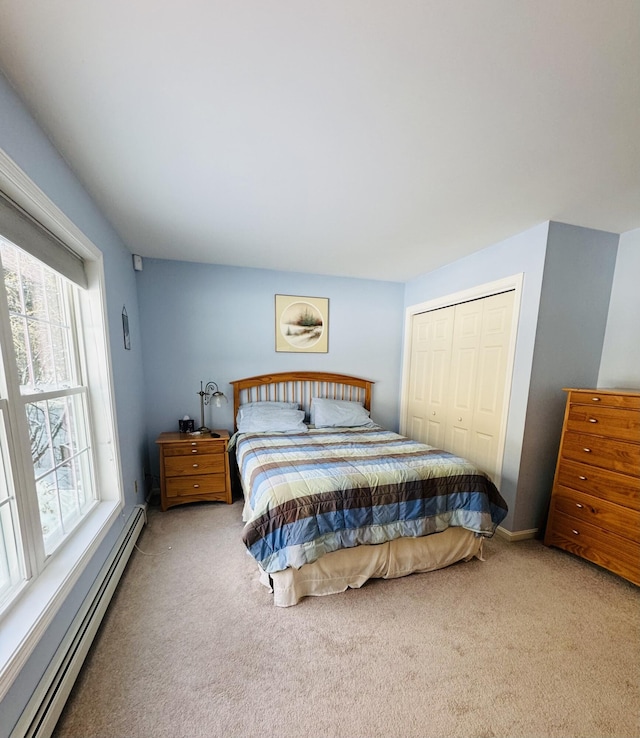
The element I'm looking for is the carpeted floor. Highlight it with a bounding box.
[53,501,639,738]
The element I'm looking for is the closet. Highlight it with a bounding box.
[404,290,515,481]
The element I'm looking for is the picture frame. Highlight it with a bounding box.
[275,294,329,353]
[122,306,131,350]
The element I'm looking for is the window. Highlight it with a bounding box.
[0,155,123,693]
[1,242,97,580]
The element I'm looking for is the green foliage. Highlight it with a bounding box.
[295,307,322,327]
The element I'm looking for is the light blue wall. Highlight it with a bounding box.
[0,73,147,736]
[516,222,618,530]
[137,258,405,475]
[599,227,640,387]
[404,222,550,531]
[403,221,619,533]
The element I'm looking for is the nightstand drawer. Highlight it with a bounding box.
[556,460,640,510]
[166,473,228,499]
[561,431,640,475]
[162,441,217,457]
[552,486,640,541]
[566,404,640,442]
[164,453,225,477]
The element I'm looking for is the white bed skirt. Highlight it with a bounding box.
[257,527,484,607]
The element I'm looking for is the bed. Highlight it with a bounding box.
[230,371,508,606]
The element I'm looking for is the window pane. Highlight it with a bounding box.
[2,242,20,313]
[44,269,63,324]
[2,241,74,392]
[36,452,93,553]
[27,317,57,387]
[19,250,45,317]
[28,394,95,555]
[28,400,55,477]
[0,501,22,603]
[9,315,30,386]
[0,411,22,604]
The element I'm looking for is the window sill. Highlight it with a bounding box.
[0,500,121,700]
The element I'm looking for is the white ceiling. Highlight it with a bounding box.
[0,1,638,282]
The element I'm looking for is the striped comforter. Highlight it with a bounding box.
[238,426,508,574]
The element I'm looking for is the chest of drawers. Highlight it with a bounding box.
[544,388,640,585]
[156,431,232,511]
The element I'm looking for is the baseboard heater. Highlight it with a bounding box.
[11,505,147,738]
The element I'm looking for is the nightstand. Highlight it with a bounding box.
[155,430,232,511]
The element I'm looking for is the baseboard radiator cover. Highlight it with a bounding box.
[10,505,147,738]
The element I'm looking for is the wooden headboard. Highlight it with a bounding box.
[230,371,374,429]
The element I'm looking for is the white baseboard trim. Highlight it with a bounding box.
[496,526,539,542]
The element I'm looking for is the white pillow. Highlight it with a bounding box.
[240,401,298,412]
[312,398,373,428]
[236,405,307,433]
[237,401,298,425]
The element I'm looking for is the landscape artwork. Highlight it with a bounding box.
[275,295,329,353]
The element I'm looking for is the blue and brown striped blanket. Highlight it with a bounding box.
[237,426,508,574]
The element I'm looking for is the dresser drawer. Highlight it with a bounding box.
[568,390,640,411]
[556,459,640,510]
[166,473,228,499]
[561,431,640,476]
[551,486,640,541]
[164,453,225,477]
[547,510,640,585]
[566,404,640,443]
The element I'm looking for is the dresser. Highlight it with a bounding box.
[544,388,640,585]
[156,431,232,511]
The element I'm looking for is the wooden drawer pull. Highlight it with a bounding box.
[193,484,200,489]
[191,449,198,453]
[591,397,601,402]
[191,442,197,446]
[575,503,583,509]
[583,448,591,453]
[588,418,598,423]
[578,475,587,480]
[192,463,199,468]
[571,529,579,535]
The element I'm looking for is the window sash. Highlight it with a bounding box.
[0,238,97,608]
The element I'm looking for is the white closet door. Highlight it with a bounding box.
[405,305,454,447]
[405,290,514,481]
[446,299,483,459]
[467,290,515,474]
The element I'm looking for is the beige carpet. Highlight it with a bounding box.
[53,501,639,738]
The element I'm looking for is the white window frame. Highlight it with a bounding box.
[0,148,124,700]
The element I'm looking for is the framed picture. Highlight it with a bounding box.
[122,306,131,350]
[275,295,329,353]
